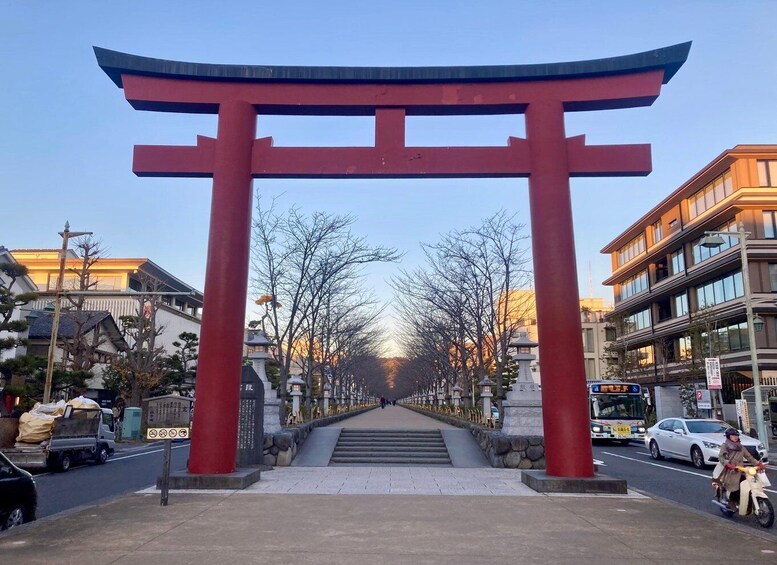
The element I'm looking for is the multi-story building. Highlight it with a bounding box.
[602,145,777,419]
[504,290,613,381]
[11,249,203,354]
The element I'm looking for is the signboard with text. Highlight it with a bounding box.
[705,357,722,390]
[696,389,712,410]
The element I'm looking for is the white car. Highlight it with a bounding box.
[645,418,767,469]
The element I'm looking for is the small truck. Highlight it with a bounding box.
[0,407,116,472]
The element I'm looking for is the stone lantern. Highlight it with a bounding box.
[479,377,496,424]
[323,382,331,416]
[501,332,544,436]
[288,374,304,418]
[437,387,445,406]
[245,330,281,433]
[427,389,435,405]
[452,385,462,408]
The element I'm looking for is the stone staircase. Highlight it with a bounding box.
[329,429,452,465]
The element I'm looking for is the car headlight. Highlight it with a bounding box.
[637,427,646,433]
[758,443,765,451]
[591,425,602,433]
[702,441,720,449]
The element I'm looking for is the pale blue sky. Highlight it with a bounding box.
[2,1,776,339]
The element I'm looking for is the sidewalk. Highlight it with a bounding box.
[2,476,777,564]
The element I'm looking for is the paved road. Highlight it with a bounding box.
[592,440,777,540]
[33,442,190,518]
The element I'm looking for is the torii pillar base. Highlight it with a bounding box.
[521,470,627,494]
[158,467,263,490]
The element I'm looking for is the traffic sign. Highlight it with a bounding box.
[705,357,722,389]
[146,427,190,440]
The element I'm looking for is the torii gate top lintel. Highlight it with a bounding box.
[95,42,690,90]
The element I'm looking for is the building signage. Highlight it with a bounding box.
[705,357,722,390]
[696,389,712,410]
[735,399,750,432]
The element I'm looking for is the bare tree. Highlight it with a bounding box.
[392,211,532,409]
[251,199,400,418]
[104,275,167,406]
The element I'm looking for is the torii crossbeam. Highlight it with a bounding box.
[96,42,690,479]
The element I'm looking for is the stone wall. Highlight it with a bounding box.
[405,406,545,469]
[263,406,375,466]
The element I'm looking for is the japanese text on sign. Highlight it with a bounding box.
[705,358,722,390]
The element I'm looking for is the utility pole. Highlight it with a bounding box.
[43,222,92,404]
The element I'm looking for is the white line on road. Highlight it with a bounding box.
[593,458,607,467]
[109,444,189,463]
[601,451,777,494]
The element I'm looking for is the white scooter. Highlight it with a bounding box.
[712,464,774,528]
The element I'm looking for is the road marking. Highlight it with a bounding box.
[601,451,777,495]
[593,458,607,467]
[109,443,189,463]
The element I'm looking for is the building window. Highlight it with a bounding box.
[674,292,689,317]
[692,219,737,264]
[605,326,617,341]
[696,271,744,309]
[688,171,733,220]
[758,160,777,187]
[627,345,654,367]
[764,211,777,238]
[770,264,777,291]
[584,358,597,380]
[619,270,648,300]
[617,235,646,267]
[582,328,595,353]
[651,220,663,244]
[624,309,650,334]
[670,248,685,275]
[677,335,693,360]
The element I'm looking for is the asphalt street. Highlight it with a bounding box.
[32,442,190,518]
[592,440,777,540]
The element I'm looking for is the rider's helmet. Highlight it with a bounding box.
[725,428,740,438]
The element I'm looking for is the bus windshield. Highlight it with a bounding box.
[591,394,645,420]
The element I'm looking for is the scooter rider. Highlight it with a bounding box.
[717,428,764,509]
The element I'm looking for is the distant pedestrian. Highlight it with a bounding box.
[392,399,396,406]
[380,396,386,409]
[113,399,125,442]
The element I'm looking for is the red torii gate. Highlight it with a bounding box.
[96,43,689,479]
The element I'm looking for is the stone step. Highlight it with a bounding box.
[333,446,449,454]
[336,439,445,446]
[329,455,451,465]
[338,431,441,437]
[329,429,452,466]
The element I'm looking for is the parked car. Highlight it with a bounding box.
[491,406,500,422]
[0,451,37,530]
[645,418,767,469]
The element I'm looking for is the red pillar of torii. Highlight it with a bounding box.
[96,43,689,478]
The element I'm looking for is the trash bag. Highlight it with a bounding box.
[66,396,100,409]
[30,400,67,417]
[16,411,57,443]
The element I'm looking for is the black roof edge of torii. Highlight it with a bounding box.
[94,42,691,89]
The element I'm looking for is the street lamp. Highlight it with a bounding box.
[44,222,92,404]
[700,222,769,449]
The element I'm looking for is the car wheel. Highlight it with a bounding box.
[96,445,109,465]
[58,453,72,472]
[3,507,25,529]
[691,446,706,469]
[649,440,663,460]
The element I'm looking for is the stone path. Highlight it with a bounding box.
[333,405,456,429]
